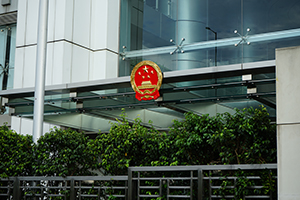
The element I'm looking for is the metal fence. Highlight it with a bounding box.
[0,176,128,199]
[128,164,277,200]
[0,164,277,200]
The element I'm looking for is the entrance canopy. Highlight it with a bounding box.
[0,60,275,133]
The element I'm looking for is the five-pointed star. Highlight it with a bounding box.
[143,66,149,73]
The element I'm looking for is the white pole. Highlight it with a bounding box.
[33,0,49,143]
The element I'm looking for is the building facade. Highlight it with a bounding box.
[1,0,300,199]
[2,0,299,134]
[1,0,121,134]
[1,0,300,133]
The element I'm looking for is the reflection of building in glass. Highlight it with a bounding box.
[0,0,298,134]
[122,0,300,71]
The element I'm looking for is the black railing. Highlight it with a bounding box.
[0,164,277,199]
[0,176,128,199]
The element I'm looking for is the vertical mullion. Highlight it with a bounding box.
[167,179,170,200]
[190,171,193,200]
[209,170,212,200]
[2,26,11,90]
[234,177,237,200]
[128,168,132,200]
[138,172,140,200]
[159,179,162,197]
[79,180,81,200]
[198,169,203,200]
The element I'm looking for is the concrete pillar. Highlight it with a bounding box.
[276,46,300,200]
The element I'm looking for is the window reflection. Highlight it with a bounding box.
[120,0,300,76]
[0,24,15,90]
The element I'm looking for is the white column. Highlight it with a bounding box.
[276,46,300,200]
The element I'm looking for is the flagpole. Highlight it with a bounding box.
[33,0,49,143]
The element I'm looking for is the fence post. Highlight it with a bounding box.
[198,169,203,200]
[190,171,193,200]
[70,179,75,200]
[128,168,132,200]
[13,177,20,200]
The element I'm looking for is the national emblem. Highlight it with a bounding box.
[130,61,163,101]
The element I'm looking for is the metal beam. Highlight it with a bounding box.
[122,28,300,59]
[0,60,275,99]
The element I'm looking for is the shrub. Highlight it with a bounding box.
[0,106,276,177]
[169,106,276,165]
[33,128,97,176]
[90,110,171,175]
[0,125,34,177]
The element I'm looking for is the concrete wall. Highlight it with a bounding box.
[13,0,120,89]
[9,0,120,134]
[276,46,300,200]
[11,116,58,135]
[0,0,18,14]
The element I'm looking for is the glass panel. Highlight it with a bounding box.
[206,0,241,41]
[9,69,276,120]
[120,44,243,76]
[143,4,175,48]
[0,26,7,90]
[0,28,6,63]
[253,73,275,80]
[120,0,300,74]
[120,0,241,50]
[244,0,300,34]
[0,24,16,90]
[130,0,143,50]
[220,100,276,117]
[7,68,14,89]
[7,25,16,90]
[242,0,300,63]
[120,53,174,76]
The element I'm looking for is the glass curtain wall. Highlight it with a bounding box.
[119,0,300,76]
[0,24,16,90]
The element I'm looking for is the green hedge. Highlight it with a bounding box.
[168,106,276,166]
[0,125,33,177]
[33,128,98,176]
[0,106,276,177]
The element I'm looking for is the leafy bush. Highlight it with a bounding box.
[167,106,277,199]
[33,128,97,176]
[207,106,276,164]
[90,110,171,175]
[169,106,276,166]
[0,125,33,178]
[0,106,276,178]
[168,112,221,165]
